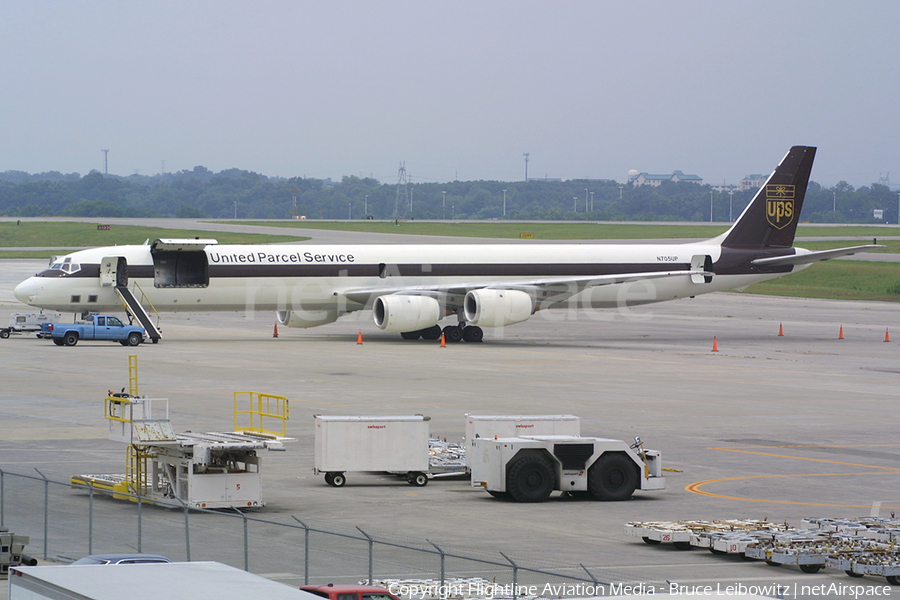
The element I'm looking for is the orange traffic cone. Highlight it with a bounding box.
[357,331,363,345]
[711,336,718,352]
[440,333,446,347]
[273,323,279,338]
[838,326,844,340]
[885,328,891,342]
[778,323,784,336]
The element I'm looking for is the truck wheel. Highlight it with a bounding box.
[407,472,428,487]
[64,332,79,346]
[0,330,9,339]
[799,564,820,574]
[330,473,346,487]
[53,338,65,346]
[506,454,554,502]
[126,332,142,346]
[588,454,638,501]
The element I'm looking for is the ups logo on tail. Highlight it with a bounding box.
[766,184,795,230]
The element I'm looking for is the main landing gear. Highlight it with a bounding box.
[399,324,484,343]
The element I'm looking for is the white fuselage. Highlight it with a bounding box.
[14,241,798,320]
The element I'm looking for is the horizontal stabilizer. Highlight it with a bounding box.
[751,245,883,267]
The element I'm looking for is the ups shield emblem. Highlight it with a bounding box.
[766,184,795,230]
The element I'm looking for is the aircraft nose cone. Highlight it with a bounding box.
[14,277,40,305]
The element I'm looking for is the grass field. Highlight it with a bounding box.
[227,219,900,241]
[2,220,898,302]
[0,221,308,258]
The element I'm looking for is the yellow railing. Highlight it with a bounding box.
[129,354,138,396]
[234,391,289,437]
[106,396,134,423]
[130,280,162,329]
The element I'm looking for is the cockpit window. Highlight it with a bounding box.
[47,260,81,275]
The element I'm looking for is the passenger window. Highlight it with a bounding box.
[337,594,358,600]
[108,317,123,327]
[96,317,106,326]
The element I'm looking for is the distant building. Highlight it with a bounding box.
[741,174,767,191]
[629,170,703,187]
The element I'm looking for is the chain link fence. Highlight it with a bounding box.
[1,468,655,597]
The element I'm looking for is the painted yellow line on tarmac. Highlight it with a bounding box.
[686,472,900,509]
[686,444,900,507]
[14,366,105,379]
[708,446,900,471]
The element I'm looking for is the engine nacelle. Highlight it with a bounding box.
[373,295,441,332]
[464,289,533,327]
[276,309,340,329]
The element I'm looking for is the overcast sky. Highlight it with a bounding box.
[2,2,898,188]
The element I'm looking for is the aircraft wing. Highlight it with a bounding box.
[343,269,703,308]
[751,244,883,268]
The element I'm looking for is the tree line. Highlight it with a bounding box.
[0,167,896,224]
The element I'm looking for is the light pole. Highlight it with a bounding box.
[574,197,578,213]
[729,190,734,222]
[710,190,714,222]
[897,192,899,225]
[502,189,507,217]
[833,191,836,213]
[234,201,237,219]
[523,153,529,182]
[348,203,351,220]
[585,189,588,212]
[442,191,446,219]
[365,195,368,215]
[590,191,594,212]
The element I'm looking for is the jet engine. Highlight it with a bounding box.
[373,295,441,332]
[464,289,533,327]
[276,309,340,329]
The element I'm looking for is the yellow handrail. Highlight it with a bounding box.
[234,391,290,437]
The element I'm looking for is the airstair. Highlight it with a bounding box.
[115,281,162,342]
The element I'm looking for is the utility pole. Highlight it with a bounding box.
[101,149,109,175]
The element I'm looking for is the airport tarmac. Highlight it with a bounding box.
[2,244,900,597]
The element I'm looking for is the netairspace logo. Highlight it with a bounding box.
[387,580,895,599]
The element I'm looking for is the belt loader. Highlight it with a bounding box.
[470,435,664,502]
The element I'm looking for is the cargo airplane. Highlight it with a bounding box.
[13,146,879,343]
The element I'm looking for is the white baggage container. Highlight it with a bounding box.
[464,414,580,445]
[314,415,431,487]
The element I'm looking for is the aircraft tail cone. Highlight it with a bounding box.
[839,326,844,340]
[357,331,363,345]
[440,333,446,348]
[273,323,279,338]
[778,323,784,336]
[711,336,718,352]
[886,328,891,343]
